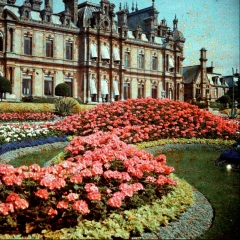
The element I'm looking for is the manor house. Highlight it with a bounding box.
[0,0,185,103]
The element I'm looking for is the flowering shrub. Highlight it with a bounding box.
[46,98,239,143]
[0,112,57,122]
[0,135,68,155]
[0,132,177,235]
[0,123,61,145]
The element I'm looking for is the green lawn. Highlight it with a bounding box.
[8,145,240,239]
[161,146,240,240]
[8,148,63,167]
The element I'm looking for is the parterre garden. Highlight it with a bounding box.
[0,97,239,239]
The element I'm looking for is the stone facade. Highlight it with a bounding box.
[0,0,185,103]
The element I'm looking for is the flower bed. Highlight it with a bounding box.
[0,98,238,238]
[45,98,239,143]
[0,112,57,122]
[0,135,68,155]
[0,132,186,237]
[0,122,62,147]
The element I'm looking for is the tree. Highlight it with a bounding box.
[55,83,71,97]
[0,76,11,101]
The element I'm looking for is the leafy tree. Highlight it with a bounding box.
[0,76,11,101]
[55,83,71,97]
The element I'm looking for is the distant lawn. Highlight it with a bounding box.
[8,148,63,167]
[8,144,240,239]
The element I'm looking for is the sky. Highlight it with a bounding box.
[15,0,240,76]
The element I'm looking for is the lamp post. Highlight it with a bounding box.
[231,68,239,118]
[161,89,165,99]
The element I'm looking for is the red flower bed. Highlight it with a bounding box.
[0,112,57,122]
[46,98,239,143]
[0,131,176,234]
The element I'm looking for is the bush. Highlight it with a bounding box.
[0,76,11,101]
[217,95,231,105]
[55,83,71,97]
[21,95,34,102]
[54,97,80,116]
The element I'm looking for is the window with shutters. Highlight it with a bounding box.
[124,82,130,99]
[138,83,144,98]
[22,75,32,95]
[66,41,73,60]
[65,77,73,96]
[44,76,53,96]
[138,53,144,69]
[46,38,53,58]
[124,52,130,67]
[151,84,157,98]
[24,36,32,55]
[152,56,157,70]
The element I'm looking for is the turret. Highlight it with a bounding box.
[63,0,78,25]
[29,0,42,11]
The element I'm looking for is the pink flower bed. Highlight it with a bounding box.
[0,131,176,234]
[0,112,57,122]
[45,98,239,142]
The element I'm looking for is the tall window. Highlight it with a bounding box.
[65,77,73,96]
[9,29,13,52]
[151,84,157,98]
[124,82,130,100]
[46,39,53,58]
[0,32,3,51]
[138,83,144,98]
[138,53,144,69]
[22,75,32,95]
[24,36,32,55]
[152,56,157,70]
[44,76,53,96]
[66,41,73,60]
[124,52,130,67]
[166,54,169,71]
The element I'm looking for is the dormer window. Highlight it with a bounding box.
[47,15,51,22]
[25,11,29,18]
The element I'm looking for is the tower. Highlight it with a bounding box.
[63,0,78,25]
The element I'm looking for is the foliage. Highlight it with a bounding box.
[55,83,71,97]
[21,95,34,102]
[54,97,78,116]
[0,102,55,113]
[0,135,68,155]
[216,94,231,104]
[46,98,239,141]
[0,77,11,101]
[0,132,179,235]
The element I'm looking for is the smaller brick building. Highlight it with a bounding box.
[183,48,229,103]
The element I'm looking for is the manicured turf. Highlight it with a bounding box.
[161,146,240,240]
[8,148,63,167]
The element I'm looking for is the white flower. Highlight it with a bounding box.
[5,137,11,142]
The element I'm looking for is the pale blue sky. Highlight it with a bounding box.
[16,0,239,76]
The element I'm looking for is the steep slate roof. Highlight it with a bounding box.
[77,1,100,28]
[183,65,200,84]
